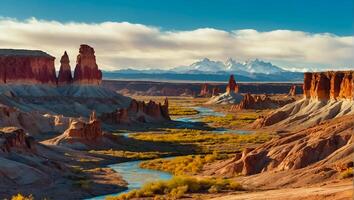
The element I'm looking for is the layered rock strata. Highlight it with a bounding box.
[73,45,102,85]
[101,98,170,124]
[253,71,354,129]
[204,114,354,187]
[0,44,102,86]
[0,49,56,84]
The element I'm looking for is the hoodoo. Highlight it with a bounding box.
[57,51,73,85]
[73,44,102,85]
[206,74,243,104]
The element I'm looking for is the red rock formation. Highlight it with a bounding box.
[57,51,73,85]
[204,114,354,179]
[0,127,36,153]
[226,75,239,94]
[64,111,102,140]
[287,85,297,96]
[0,49,57,85]
[73,44,102,85]
[199,83,210,97]
[303,71,353,100]
[231,94,294,111]
[100,98,170,124]
[211,87,220,96]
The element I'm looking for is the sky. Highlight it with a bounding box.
[0,0,353,71]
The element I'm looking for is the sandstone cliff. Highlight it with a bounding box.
[0,49,57,85]
[253,71,354,129]
[0,45,102,86]
[73,44,102,85]
[231,94,295,111]
[199,83,211,97]
[304,71,354,100]
[101,98,170,124]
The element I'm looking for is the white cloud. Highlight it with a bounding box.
[0,17,352,71]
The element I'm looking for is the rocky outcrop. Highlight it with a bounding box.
[226,75,239,94]
[206,75,243,104]
[101,98,170,124]
[0,105,69,135]
[73,44,102,85]
[231,94,295,111]
[253,71,354,129]
[204,114,354,186]
[199,83,210,97]
[211,87,220,96]
[303,71,353,100]
[0,49,57,85]
[287,85,297,96]
[0,127,36,153]
[63,111,102,140]
[57,51,73,85]
[0,45,102,86]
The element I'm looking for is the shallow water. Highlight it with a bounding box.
[89,106,250,199]
[86,160,172,200]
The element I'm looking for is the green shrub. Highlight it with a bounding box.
[106,176,244,200]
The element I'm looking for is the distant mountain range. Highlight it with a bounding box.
[103,58,303,82]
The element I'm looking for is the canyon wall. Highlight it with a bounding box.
[303,71,354,100]
[0,44,102,86]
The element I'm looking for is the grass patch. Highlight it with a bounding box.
[89,149,168,160]
[10,194,34,200]
[140,152,231,175]
[107,176,244,200]
[339,167,353,179]
[202,112,259,128]
[131,128,271,154]
[169,106,199,116]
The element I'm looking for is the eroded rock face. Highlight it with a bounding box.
[73,44,102,85]
[231,94,294,111]
[303,71,354,100]
[226,75,239,94]
[64,111,102,140]
[204,114,354,178]
[0,127,35,153]
[0,50,56,85]
[101,98,170,124]
[57,51,73,85]
[253,71,354,129]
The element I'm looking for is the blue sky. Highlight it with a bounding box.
[1,0,352,35]
[0,0,353,71]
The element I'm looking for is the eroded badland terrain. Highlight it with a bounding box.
[0,46,352,200]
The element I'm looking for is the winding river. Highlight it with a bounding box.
[88,106,249,199]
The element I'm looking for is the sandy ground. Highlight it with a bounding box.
[209,181,353,200]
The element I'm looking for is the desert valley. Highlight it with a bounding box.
[0,43,352,200]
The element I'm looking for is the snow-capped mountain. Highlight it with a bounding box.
[243,59,286,74]
[174,57,287,75]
